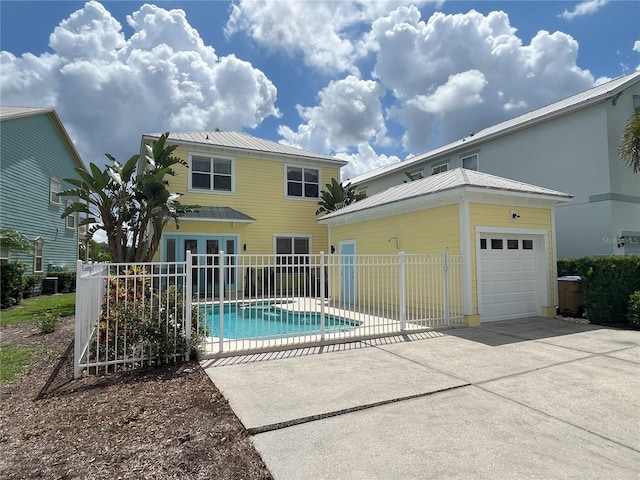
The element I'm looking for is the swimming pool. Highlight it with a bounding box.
[202,303,358,339]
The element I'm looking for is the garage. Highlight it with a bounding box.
[478,234,542,322]
[320,168,571,327]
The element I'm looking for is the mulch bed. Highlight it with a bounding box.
[0,314,273,479]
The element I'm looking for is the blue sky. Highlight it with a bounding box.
[1,1,639,179]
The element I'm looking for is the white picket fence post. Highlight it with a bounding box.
[443,248,450,326]
[218,250,225,354]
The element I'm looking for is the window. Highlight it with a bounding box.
[275,236,310,269]
[50,177,61,204]
[357,187,368,197]
[462,153,478,171]
[65,201,76,229]
[190,155,233,192]
[491,239,503,250]
[431,163,448,175]
[287,167,319,198]
[522,240,533,250]
[405,170,424,181]
[0,248,9,264]
[480,238,487,250]
[507,239,519,250]
[34,237,44,273]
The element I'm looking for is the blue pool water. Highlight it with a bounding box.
[203,303,357,339]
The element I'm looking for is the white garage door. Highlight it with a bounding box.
[479,235,540,322]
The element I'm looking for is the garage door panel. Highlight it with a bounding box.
[479,234,542,322]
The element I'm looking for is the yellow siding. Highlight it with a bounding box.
[327,204,460,310]
[329,204,460,255]
[468,203,555,314]
[162,148,340,255]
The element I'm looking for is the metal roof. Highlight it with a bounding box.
[319,168,572,221]
[145,130,347,165]
[181,206,255,223]
[348,70,640,184]
[0,105,54,121]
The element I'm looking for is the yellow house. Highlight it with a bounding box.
[318,168,572,325]
[140,130,346,289]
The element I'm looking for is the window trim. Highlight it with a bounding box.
[50,177,61,205]
[65,200,76,230]
[285,165,320,200]
[431,163,449,175]
[187,153,235,194]
[461,153,479,171]
[34,237,44,273]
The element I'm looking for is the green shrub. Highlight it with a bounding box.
[22,274,44,299]
[1,263,26,308]
[49,271,76,293]
[571,256,640,324]
[628,291,640,327]
[39,310,58,334]
[94,267,203,367]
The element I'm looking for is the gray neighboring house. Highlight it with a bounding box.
[347,71,640,259]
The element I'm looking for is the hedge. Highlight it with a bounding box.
[558,256,640,324]
[1,263,26,308]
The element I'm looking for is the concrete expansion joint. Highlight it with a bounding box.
[247,383,472,436]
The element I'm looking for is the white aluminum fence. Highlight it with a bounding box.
[74,260,191,377]
[74,251,463,376]
[195,251,463,357]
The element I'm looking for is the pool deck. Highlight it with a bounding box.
[199,297,464,356]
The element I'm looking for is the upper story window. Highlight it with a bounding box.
[286,166,319,198]
[405,170,424,181]
[462,153,479,171]
[0,247,9,265]
[357,187,368,197]
[189,155,233,193]
[50,177,61,204]
[34,237,44,273]
[431,163,449,175]
[66,201,76,230]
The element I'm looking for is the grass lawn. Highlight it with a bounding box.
[0,345,36,383]
[0,292,75,326]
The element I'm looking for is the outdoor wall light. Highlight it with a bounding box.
[510,210,520,220]
[243,243,247,251]
[330,245,336,253]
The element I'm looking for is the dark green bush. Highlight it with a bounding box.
[1,263,26,308]
[628,291,640,327]
[22,274,44,299]
[560,256,640,325]
[48,271,76,293]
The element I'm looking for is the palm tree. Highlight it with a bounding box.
[60,133,198,263]
[316,178,366,215]
[619,110,640,174]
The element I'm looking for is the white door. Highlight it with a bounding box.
[478,235,541,322]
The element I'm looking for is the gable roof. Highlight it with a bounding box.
[348,70,640,184]
[144,130,347,166]
[0,105,87,172]
[319,168,572,222]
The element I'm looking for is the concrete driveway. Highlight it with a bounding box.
[202,317,640,479]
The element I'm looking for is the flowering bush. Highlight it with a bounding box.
[94,266,202,368]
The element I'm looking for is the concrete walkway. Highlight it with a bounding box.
[202,318,640,479]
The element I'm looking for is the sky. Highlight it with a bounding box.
[1,0,639,181]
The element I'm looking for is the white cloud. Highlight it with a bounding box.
[559,0,609,21]
[0,1,279,167]
[634,41,640,53]
[367,7,594,151]
[225,0,434,75]
[336,143,402,181]
[278,75,387,153]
